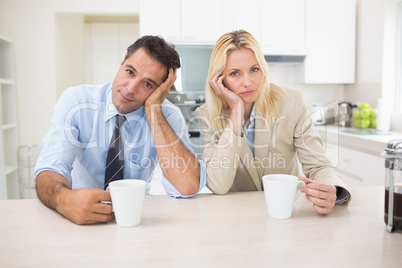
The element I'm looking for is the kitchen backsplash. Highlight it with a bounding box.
[343,82,383,108]
[176,45,213,92]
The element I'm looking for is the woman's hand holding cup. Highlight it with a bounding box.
[298,176,337,214]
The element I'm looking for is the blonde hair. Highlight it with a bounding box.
[205,30,286,133]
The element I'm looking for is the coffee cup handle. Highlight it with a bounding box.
[293,181,306,207]
[101,186,113,208]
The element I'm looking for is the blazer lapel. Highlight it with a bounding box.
[254,110,272,180]
[239,134,262,191]
[222,108,262,191]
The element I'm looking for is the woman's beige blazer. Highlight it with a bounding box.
[195,87,349,201]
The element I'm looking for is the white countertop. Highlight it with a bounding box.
[315,125,402,156]
[0,187,401,267]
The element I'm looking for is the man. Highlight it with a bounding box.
[34,36,207,225]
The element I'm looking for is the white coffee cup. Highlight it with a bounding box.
[262,174,306,219]
[107,179,146,227]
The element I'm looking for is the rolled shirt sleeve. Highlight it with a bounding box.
[159,102,207,198]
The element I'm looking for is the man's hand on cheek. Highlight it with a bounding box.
[145,68,177,107]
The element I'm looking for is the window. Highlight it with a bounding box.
[382,0,402,117]
[397,2,402,113]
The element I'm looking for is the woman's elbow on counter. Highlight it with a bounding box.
[207,182,230,195]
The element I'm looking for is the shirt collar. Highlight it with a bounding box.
[250,104,256,123]
[243,103,256,127]
[105,88,145,129]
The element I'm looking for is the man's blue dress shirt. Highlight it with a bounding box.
[34,82,207,197]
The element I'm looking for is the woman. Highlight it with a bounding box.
[195,30,350,214]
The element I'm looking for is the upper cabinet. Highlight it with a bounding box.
[181,0,221,43]
[140,0,304,47]
[219,0,262,42]
[261,0,305,52]
[296,0,356,84]
[140,0,224,44]
[139,0,181,41]
[140,0,356,84]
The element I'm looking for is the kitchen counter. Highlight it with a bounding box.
[0,187,401,267]
[315,125,402,156]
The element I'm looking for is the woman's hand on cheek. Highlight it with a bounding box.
[210,71,244,136]
[209,72,243,110]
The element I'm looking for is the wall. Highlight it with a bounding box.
[0,0,140,146]
[269,65,343,108]
[55,14,86,98]
[344,0,402,131]
[343,0,386,107]
[0,0,399,149]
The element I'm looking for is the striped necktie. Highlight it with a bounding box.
[104,115,126,190]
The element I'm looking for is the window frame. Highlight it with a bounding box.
[397,2,402,113]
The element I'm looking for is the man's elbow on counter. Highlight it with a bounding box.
[177,178,200,196]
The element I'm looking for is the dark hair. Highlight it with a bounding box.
[124,35,181,81]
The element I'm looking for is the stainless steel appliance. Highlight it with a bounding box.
[167,91,205,159]
[382,139,402,232]
[338,102,357,127]
[310,104,335,126]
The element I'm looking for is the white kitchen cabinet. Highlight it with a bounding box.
[338,146,384,186]
[140,0,296,46]
[0,35,19,200]
[326,143,384,187]
[181,0,221,43]
[140,0,356,83]
[140,0,220,44]
[139,0,181,42]
[296,0,356,84]
[260,0,305,52]
[219,0,261,42]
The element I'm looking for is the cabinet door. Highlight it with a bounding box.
[261,0,305,51]
[87,23,139,85]
[219,0,261,42]
[140,0,181,41]
[300,0,356,83]
[181,0,221,43]
[323,143,365,187]
[88,23,120,84]
[337,146,384,186]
